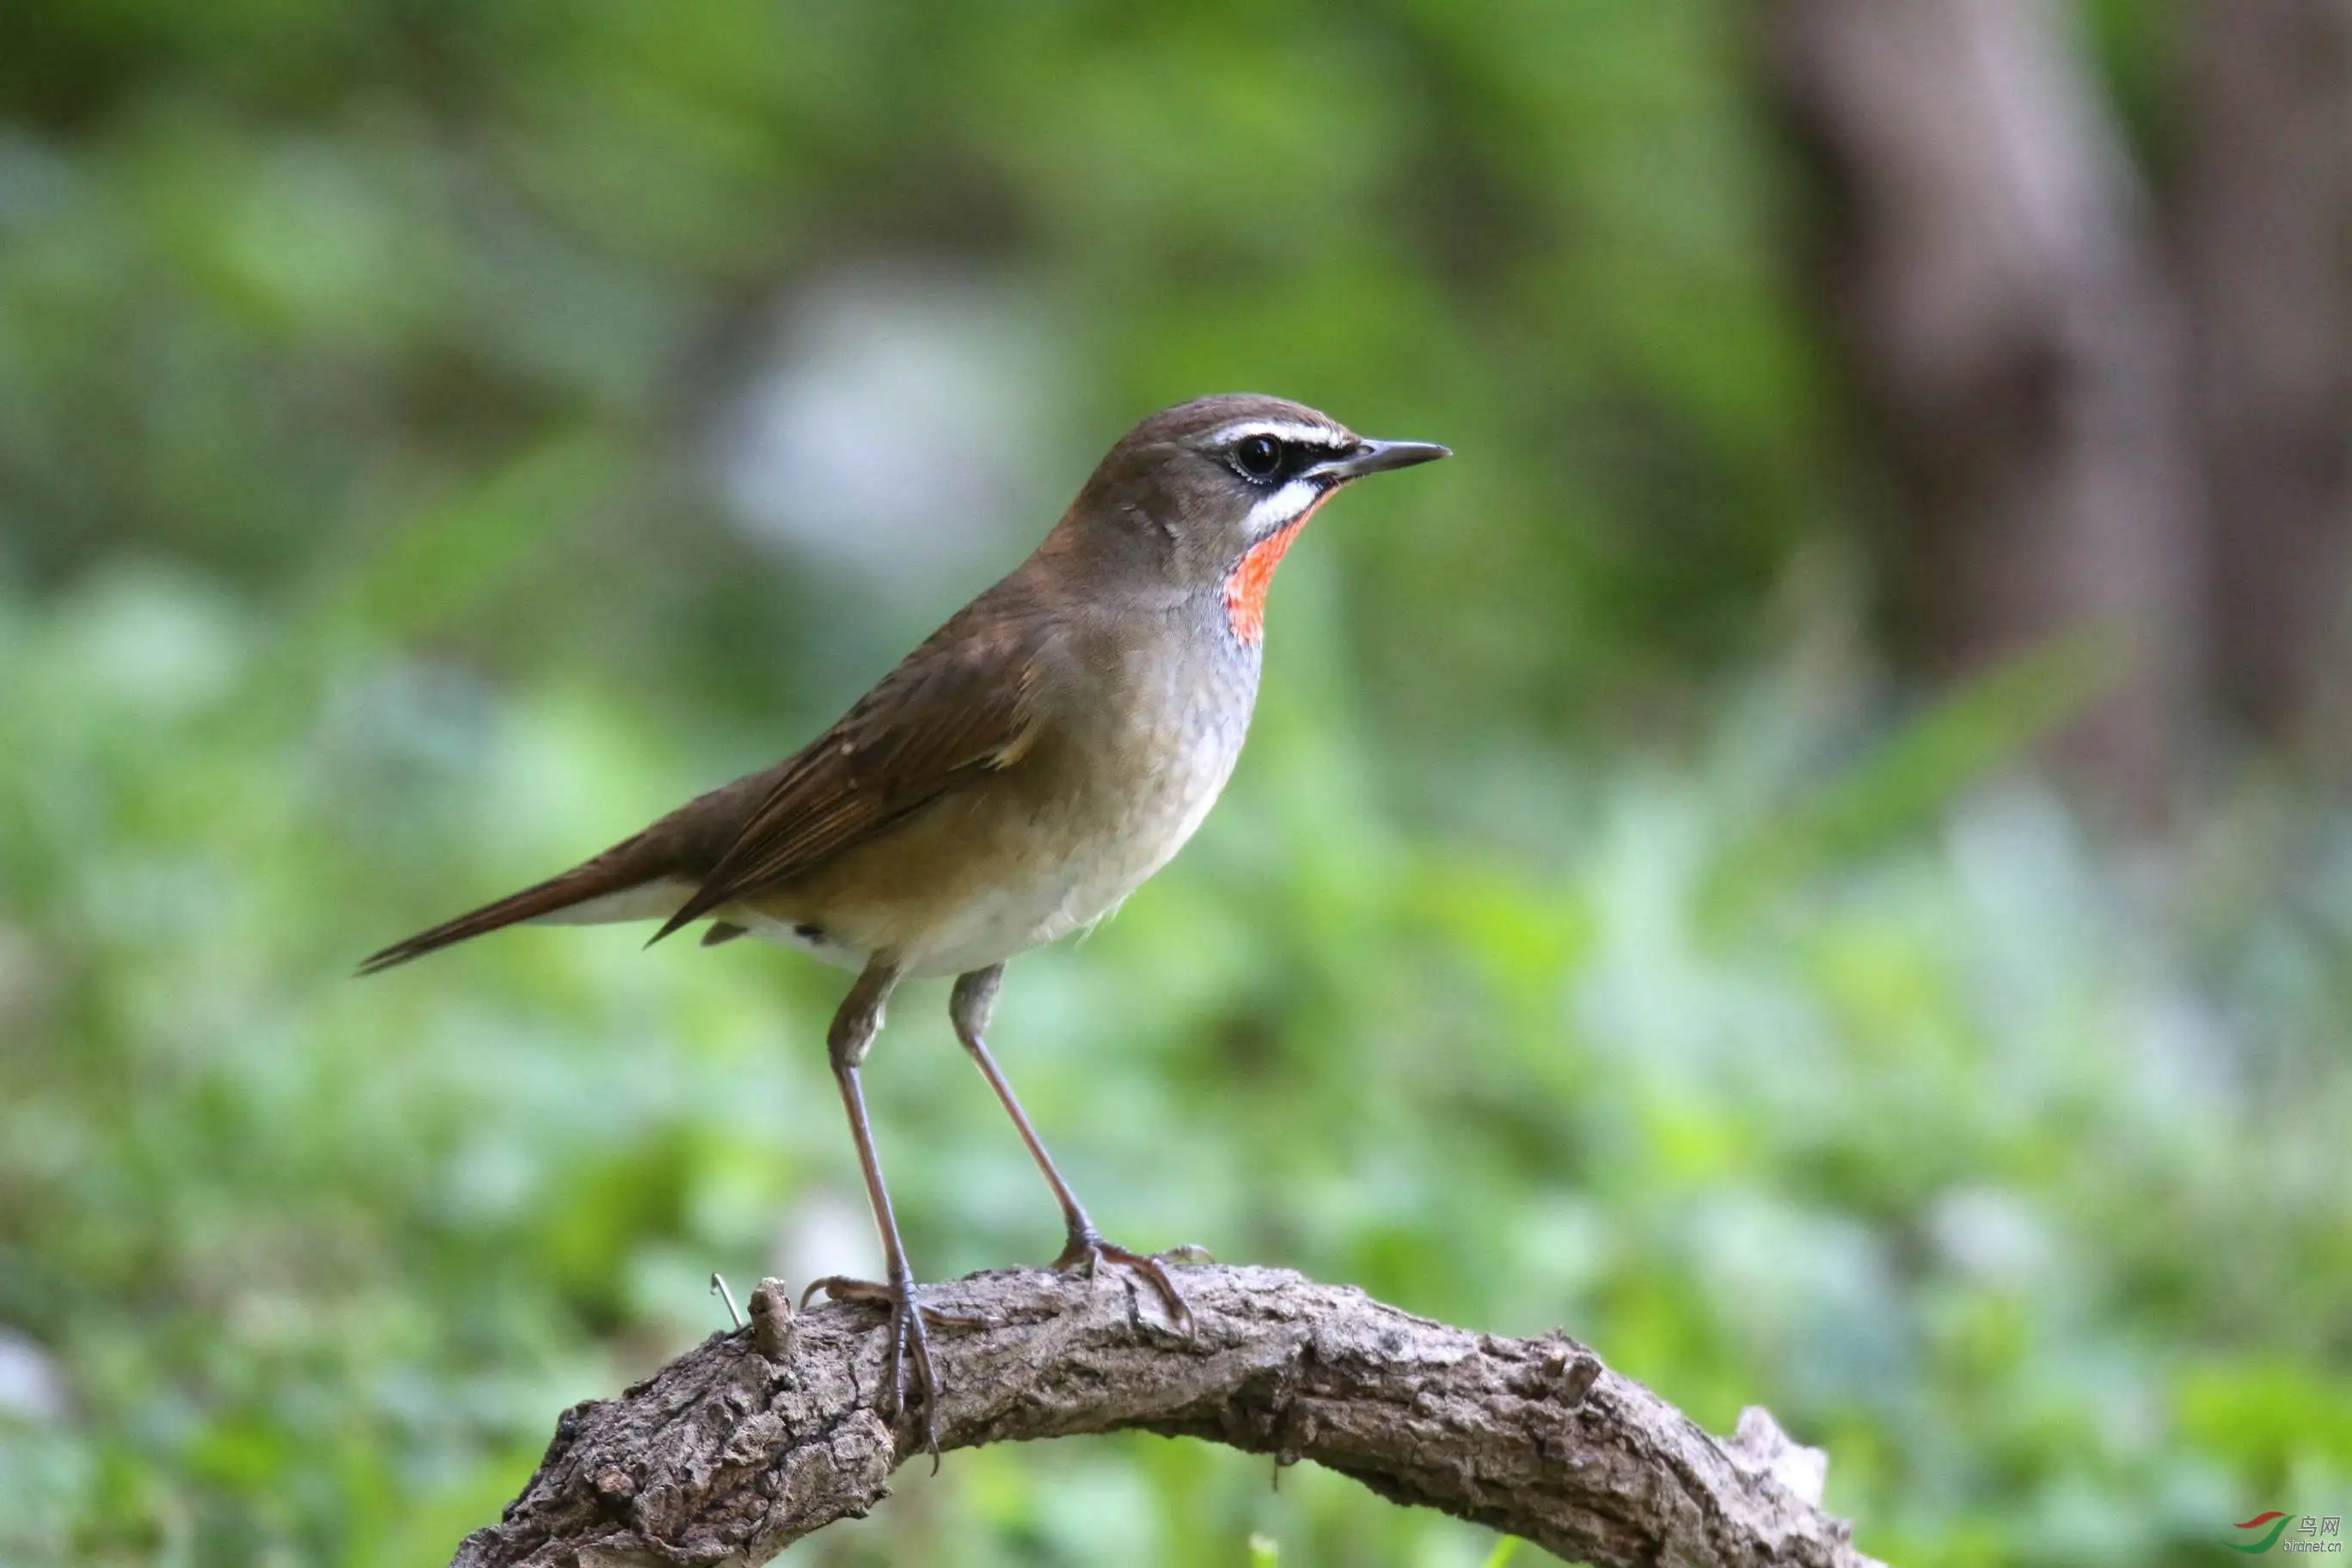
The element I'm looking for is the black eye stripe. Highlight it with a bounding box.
[1225,430,1352,485]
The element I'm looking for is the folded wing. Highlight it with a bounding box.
[647,609,1048,943]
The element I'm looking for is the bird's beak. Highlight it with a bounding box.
[1314,438,1453,481]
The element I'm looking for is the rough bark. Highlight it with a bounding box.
[1770,0,2202,818]
[450,1265,1880,1567]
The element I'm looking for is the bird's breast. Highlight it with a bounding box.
[1070,654,1256,888]
[1003,630,1259,944]
[768,626,1259,977]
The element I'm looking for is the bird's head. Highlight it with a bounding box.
[1045,393,1449,642]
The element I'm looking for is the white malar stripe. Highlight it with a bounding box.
[1246,477,1324,535]
[1209,419,1352,453]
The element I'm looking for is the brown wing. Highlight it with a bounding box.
[648,609,1049,943]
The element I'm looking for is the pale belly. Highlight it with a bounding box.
[752,710,1244,978]
[920,735,1238,975]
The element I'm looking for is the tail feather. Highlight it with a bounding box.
[358,854,674,976]
[357,769,781,977]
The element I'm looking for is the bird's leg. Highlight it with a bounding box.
[949,966,1204,1331]
[799,959,948,1461]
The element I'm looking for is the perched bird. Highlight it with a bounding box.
[361,393,1449,1445]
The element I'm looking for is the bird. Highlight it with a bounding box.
[359,393,1449,1448]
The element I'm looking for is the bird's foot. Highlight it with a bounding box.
[802,1272,976,1464]
[1051,1228,1210,1332]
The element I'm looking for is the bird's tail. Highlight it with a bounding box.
[356,842,685,976]
[356,770,779,975]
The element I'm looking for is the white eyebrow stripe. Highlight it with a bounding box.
[1246,477,1325,534]
[1210,419,1354,452]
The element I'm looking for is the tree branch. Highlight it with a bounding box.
[452,1265,1879,1567]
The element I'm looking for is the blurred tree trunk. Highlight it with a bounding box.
[2177,0,2352,763]
[1769,0,2204,821]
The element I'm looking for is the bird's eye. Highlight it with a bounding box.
[1233,435,1283,481]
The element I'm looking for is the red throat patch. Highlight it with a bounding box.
[1222,493,1331,644]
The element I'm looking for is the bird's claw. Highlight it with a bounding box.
[801,1272,960,1465]
[801,1274,989,1326]
[1052,1229,1208,1332]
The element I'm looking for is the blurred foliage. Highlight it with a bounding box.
[2,2,2347,1565]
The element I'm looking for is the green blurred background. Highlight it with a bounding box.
[3,2,2348,1564]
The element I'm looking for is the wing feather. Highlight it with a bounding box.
[649,609,1048,942]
